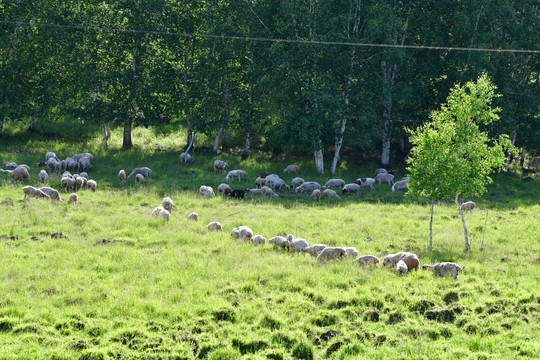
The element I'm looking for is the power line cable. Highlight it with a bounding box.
[1,20,539,54]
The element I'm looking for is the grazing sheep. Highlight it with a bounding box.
[72,153,94,163]
[11,166,30,182]
[180,152,194,164]
[187,212,199,221]
[218,183,232,196]
[271,178,290,191]
[54,161,62,174]
[391,180,409,192]
[207,221,223,232]
[460,201,475,212]
[245,188,262,196]
[323,179,345,188]
[283,165,300,174]
[152,206,170,221]
[342,183,361,195]
[46,152,59,162]
[61,176,76,192]
[322,189,341,200]
[528,156,540,168]
[382,252,420,271]
[127,167,152,179]
[316,247,346,263]
[255,177,266,188]
[40,187,62,201]
[78,157,92,172]
[295,182,321,193]
[374,173,395,185]
[354,255,380,267]
[62,171,72,178]
[162,197,174,212]
[60,160,67,171]
[199,185,215,198]
[118,170,126,186]
[214,160,228,173]
[344,247,360,259]
[47,157,58,172]
[290,238,309,253]
[228,189,245,199]
[355,178,376,191]
[264,174,280,187]
[76,176,86,191]
[38,170,48,184]
[225,170,247,183]
[268,236,290,250]
[401,176,410,182]
[2,162,19,168]
[65,158,78,171]
[250,235,266,246]
[302,244,327,257]
[36,162,47,167]
[79,172,89,180]
[374,168,387,176]
[396,260,408,276]
[311,189,321,201]
[231,226,253,241]
[291,177,304,189]
[87,179,97,192]
[68,193,78,204]
[22,186,50,199]
[135,174,146,185]
[422,262,465,280]
[260,185,279,197]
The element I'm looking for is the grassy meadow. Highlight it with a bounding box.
[0,128,539,359]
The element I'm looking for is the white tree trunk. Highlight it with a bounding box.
[456,195,470,251]
[331,118,347,175]
[100,121,108,150]
[429,200,434,251]
[314,139,324,174]
[242,131,252,160]
[504,130,516,172]
[213,126,223,154]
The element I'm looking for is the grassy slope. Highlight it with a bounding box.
[0,130,539,359]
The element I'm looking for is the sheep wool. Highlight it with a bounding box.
[135,174,146,185]
[22,186,50,199]
[187,212,199,221]
[396,260,408,276]
[323,179,345,188]
[311,189,321,201]
[283,165,300,174]
[250,235,266,246]
[302,244,327,257]
[291,177,304,189]
[422,262,464,280]
[87,179,97,192]
[199,186,215,198]
[460,201,475,212]
[322,189,341,200]
[11,166,30,182]
[354,255,380,267]
[40,187,63,201]
[68,193,78,204]
[162,197,174,212]
[118,170,126,186]
[207,221,223,232]
[38,170,48,184]
[316,247,346,263]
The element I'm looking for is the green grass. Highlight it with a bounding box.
[0,130,539,359]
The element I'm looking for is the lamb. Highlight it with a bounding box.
[322,189,341,200]
[268,236,290,250]
[180,152,194,164]
[343,247,360,259]
[199,185,215,198]
[255,177,266,188]
[11,166,30,182]
[228,189,245,199]
[422,262,465,280]
[135,174,146,185]
[162,197,174,212]
[47,157,58,172]
[396,260,408,276]
[391,180,409,192]
[118,170,126,186]
[152,206,170,221]
[311,189,321,201]
[290,238,309,253]
[87,179,97,192]
[374,173,395,185]
[225,170,247,183]
[61,176,76,192]
[260,185,279,197]
[187,212,199,221]
[39,187,62,201]
[302,244,327,257]
[295,182,321,193]
[78,157,92,172]
[528,156,540,168]
[214,160,228,172]
[354,255,380,267]
[38,170,48,184]
[250,235,266,246]
[382,252,420,271]
[283,165,300,174]
[374,168,387,176]
[460,201,475,212]
[342,183,361,195]
[323,179,345,188]
[207,221,223,232]
[127,167,152,179]
[291,177,304,189]
[22,186,50,199]
[355,178,375,191]
[68,193,78,204]
[231,226,253,241]
[316,247,346,263]
[218,183,232,196]
[76,176,87,191]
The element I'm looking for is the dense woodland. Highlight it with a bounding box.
[0,0,538,173]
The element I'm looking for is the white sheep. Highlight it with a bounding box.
[302,244,327,257]
[207,221,223,232]
[255,177,266,188]
[11,166,30,182]
[260,185,279,197]
[217,183,232,196]
[214,160,228,172]
[354,255,380,267]
[322,189,341,200]
[68,193,78,204]
[268,236,290,250]
[311,189,321,201]
[225,170,246,183]
[61,176,76,192]
[187,212,199,221]
[291,177,304,189]
[396,260,408,276]
[22,186,50,199]
[374,168,387,176]
[265,174,281,188]
[162,197,174,212]
[78,157,92,172]
[46,152,59,162]
[460,201,475,212]
[199,185,215,198]
[391,180,409,192]
[65,158,78,171]
[374,173,395,185]
[382,252,420,271]
[152,206,170,221]
[38,170,48,184]
[245,188,262,196]
[231,226,253,241]
[72,153,94,163]
[283,165,300,174]
[250,235,266,246]
[39,187,62,201]
[87,179,97,192]
[54,161,62,174]
[46,157,58,172]
[127,167,152,179]
[295,182,321,193]
[342,183,361,195]
[271,178,290,191]
[180,152,194,164]
[316,247,346,263]
[323,179,345,188]
[344,247,359,259]
[134,174,145,185]
[2,162,18,168]
[290,238,309,253]
[422,262,465,280]
[80,172,89,180]
[355,178,376,190]
[76,176,86,191]
[118,170,126,186]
